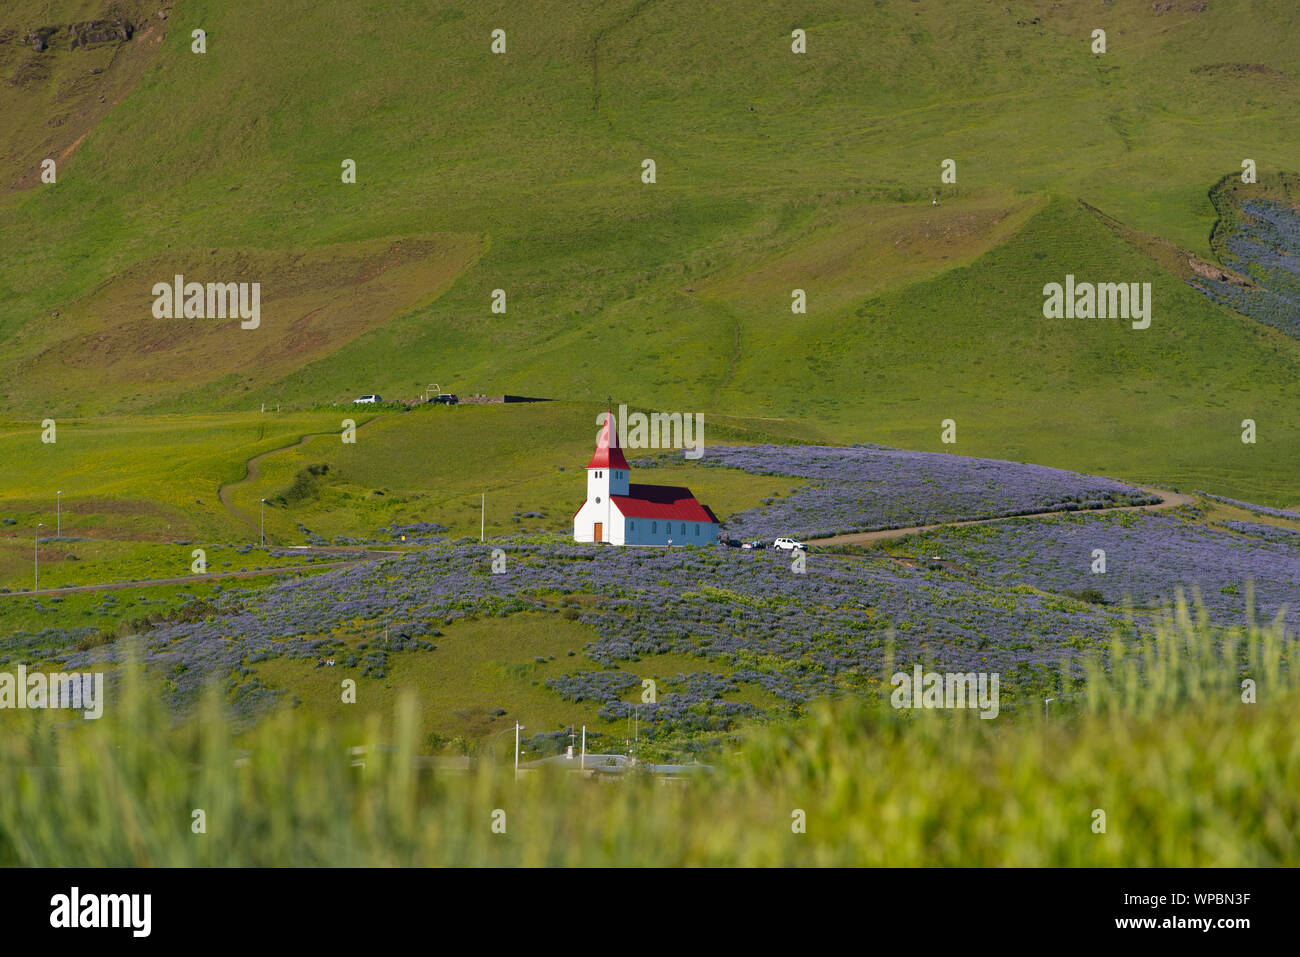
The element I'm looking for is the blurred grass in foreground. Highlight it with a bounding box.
[1,602,1295,866]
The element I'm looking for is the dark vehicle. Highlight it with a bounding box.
[721,538,743,548]
[432,393,458,405]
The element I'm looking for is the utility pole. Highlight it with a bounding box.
[260,498,266,547]
[56,490,62,537]
[514,721,522,780]
[34,523,44,591]
[580,725,586,771]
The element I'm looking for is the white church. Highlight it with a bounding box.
[573,410,720,546]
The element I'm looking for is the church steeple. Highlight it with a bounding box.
[587,408,630,471]
[587,409,630,501]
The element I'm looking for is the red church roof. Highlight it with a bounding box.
[611,484,718,523]
[586,411,630,470]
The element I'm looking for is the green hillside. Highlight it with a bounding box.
[4,2,1299,875]
[1,0,1298,504]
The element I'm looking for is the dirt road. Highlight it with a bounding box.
[807,486,1195,546]
[217,415,382,538]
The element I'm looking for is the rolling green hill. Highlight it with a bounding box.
[1,0,1298,507]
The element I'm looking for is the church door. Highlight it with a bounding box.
[594,522,603,542]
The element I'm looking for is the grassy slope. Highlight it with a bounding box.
[0,1,1296,502]
[0,0,1296,582]
[0,537,321,592]
[808,198,1300,503]
[0,0,165,191]
[0,409,355,540]
[6,235,483,414]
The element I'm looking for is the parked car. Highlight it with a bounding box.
[721,538,743,548]
[773,537,806,551]
[353,394,382,404]
[431,393,458,405]
[740,540,766,550]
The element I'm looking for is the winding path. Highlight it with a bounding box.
[7,416,398,598]
[217,415,382,539]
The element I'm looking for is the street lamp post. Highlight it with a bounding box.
[56,490,62,537]
[491,722,525,773]
[34,523,44,592]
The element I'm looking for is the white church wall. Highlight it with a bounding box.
[586,467,629,501]
[579,500,719,546]
[607,503,627,545]
[572,499,599,542]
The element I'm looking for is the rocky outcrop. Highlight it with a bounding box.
[20,19,133,52]
[68,19,134,49]
[22,27,61,52]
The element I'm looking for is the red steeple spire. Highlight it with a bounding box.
[587,409,630,470]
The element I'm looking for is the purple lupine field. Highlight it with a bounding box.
[11,444,1295,734]
[889,512,1299,633]
[674,444,1157,539]
[41,539,1132,725]
[1218,521,1300,546]
[1189,199,1300,340]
